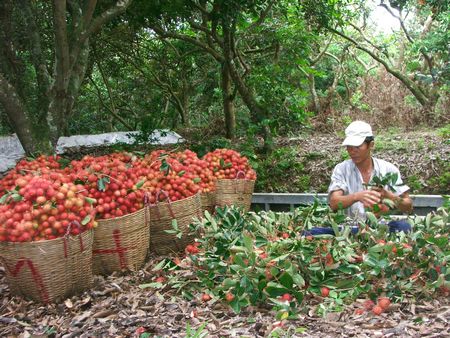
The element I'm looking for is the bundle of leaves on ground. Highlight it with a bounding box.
[149,202,449,318]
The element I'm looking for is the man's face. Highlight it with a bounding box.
[346,141,373,165]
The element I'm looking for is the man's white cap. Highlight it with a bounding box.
[342,121,373,146]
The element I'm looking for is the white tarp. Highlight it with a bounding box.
[0,130,184,175]
[0,135,26,174]
[55,130,184,153]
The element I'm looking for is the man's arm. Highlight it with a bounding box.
[329,189,382,211]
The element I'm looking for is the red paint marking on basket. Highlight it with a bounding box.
[92,229,129,269]
[4,258,49,303]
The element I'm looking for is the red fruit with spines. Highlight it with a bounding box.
[186,244,200,254]
[225,292,234,302]
[377,297,391,310]
[354,308,365,315]
[372,305,383,315]
[320,287,330,297]
[155,276,166,283]
[363,299,375,311]
[280,293,293,302]
[201,293,212,302]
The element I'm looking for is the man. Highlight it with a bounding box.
[328,121,413,231]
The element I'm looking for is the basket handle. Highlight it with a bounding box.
[143,193,151,226]
[234,171,247,193]
[235,171,246,179]
[146,190,176,220]
[156,190,176,219]
[63,221,85,258]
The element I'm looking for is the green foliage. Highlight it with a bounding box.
[185,322,208,338]
[437,124,450,139]
[254,147,305,192]
[152,204,449,316]
[405,175,423,193]
[427,171,450,194]
[350,90,371,112]
[189,137,232,159]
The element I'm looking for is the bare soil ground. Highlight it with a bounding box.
[1,256,449,338]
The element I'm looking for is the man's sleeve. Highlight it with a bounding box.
[328,164,349,195]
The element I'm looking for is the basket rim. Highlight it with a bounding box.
[0,229,93,246]
[216,178,256,182]
[147,192,201,209]
[97,206,147,223]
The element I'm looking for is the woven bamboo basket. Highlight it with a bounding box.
[148,193,202,255]
[200,191,216,214]
[215,178,255,212]
[93,207,150,275]
[0,229,93,303]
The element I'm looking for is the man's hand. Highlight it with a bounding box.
[371,186,393,200]
[371,187,413,213]
[330,189,381,211]
[357,190,381,208]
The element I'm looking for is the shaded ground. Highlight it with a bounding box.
[1,257,449,338]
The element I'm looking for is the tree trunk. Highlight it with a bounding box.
[222,20,273,152]
[221,62,236,139]
[308,72,321,113]
[0,74,51,154]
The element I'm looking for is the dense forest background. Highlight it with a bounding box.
[0,0,448,192]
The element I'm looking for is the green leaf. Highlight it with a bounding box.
[229,298,241,313]
[243,234,253,252]
[139,282,163,289]
[0,194,8,204]
[193,177,202,183]
[135,179,146,189]
[178,170,186,177]
[255,236,268,247]
[152,259,168,271]
[265,282,288,297]
[85,197,97,205]
[97,177,110,192]
[366,212,378,226]
[279,272,294,289]
[81,215,91,225]
[11,193,23,202]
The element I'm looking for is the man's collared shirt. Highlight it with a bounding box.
[328,157,410,220]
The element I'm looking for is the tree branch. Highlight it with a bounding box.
[329,27,430,106]
[245,0,275,32]
[152,25,224,62]
[311,36,333,65]
[88,73,133,130]
[348,22,393,64]
[379,3,414,43]
[70,0,132,72]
